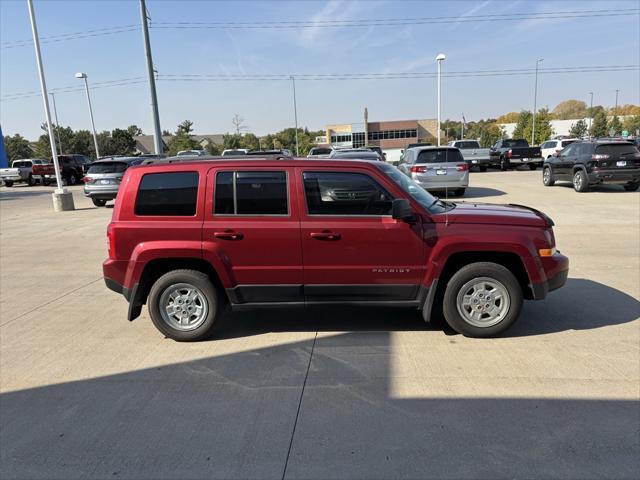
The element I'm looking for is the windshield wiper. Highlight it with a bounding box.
[427,197,441,209]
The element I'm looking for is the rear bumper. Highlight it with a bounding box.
[531,253,569,299]
[589,169,640,185]
[84,186,119,199]
[412,174,469,190]
[1,175,23,181]
[508,157,542,164]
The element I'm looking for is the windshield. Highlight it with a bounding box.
[309,148,332,155]
[456,141,480,149]
[87,162,128,174]
[375,163,450,213]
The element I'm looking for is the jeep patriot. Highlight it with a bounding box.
[103,157,569,341]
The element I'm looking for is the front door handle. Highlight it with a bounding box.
[310,231,341,241]
[214,231,244,240]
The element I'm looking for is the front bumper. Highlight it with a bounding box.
[1,175,22,181]
[531,253,569,299]
[589,169,640,185]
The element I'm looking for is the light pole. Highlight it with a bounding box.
[27,0,73,212]
[75,72,100,159]
[531,58,543,146]
[615,89,619,115]
[588,92,594,137]
[49,92,62,154]
[290,75,299,156]
[140,0,163,155]
[436,53,446,147]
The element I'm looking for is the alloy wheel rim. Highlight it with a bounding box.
[159,283,208,331]
[574,172,582,189]
[543,169,550,183]
[456,277,510,328]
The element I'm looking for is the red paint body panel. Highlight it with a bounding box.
[102,158,568,305]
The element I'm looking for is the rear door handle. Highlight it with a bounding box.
[310,231,341,241]
[214,231,244,240]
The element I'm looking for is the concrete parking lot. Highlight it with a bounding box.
[1,170,639,479]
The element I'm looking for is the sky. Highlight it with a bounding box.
[1,0,639,140]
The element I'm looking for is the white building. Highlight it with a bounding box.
[499,116,633,139]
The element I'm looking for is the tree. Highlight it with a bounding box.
[622,115,640,136]
[608,116,622,136]
[610,104,640,116]
[205,142,221,155]
[161,129,171,136]
[167,120,200,155]
[590,109,608,138]
[568,119,588,139]
[479,124,504,147]
[512,109,553,144]
[512,111,532,140]
[96,131,113,158]
[552,99,588,120]
[231,114,247,135]
[110,128,135,155]
[496,112,520,123]
[127,125,143,137]
[3,134,32,160]
[222,133,243,150]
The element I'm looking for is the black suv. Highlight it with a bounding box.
[542,140,639,192]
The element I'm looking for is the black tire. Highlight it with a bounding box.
[479,166,487,172]
[67,173,78,186]
[528,163,537,171]
[573,169,590,192]
[92,198,107,207]
[442,262,523,338]
[148,269,220,342]
[4,180,13,187]
[623,182,639,192]
[27,174,36,186]
[542,166,555,186]
[454,188,466,196]
[500,157,510,171]
[42,178,51,186]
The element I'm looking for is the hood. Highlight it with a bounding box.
[432,202,550,228]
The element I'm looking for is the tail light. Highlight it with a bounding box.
[410,166,426,173]
[592,154,610,160]
[107,222,116,259]
[83,176,94,183]
[507,149,513,158]
[456,163,469,172]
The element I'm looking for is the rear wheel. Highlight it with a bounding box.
[3,180,13,187]
[479,166,487,172]
[442,262,523,338]
[573,170,590,192]
[42,178,51,186]
[148,269,220,342]
[528,163,537,171]
[67,173,78,186]
[623,182,639,192]
[500,157,510,171]
[27,174,36,186]
[542,166,555,186]
[92,198,107,207]
[454,188,466,196]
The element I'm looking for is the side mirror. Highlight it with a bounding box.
[392,199,414,222]
[552,152,560,157]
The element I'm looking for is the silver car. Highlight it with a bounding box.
[83,157,141,207]
[398,146,469,196]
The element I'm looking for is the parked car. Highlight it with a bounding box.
[398,146,469,196]
[540,138,579,159]
[330,148,383,161]
[246,149,294,159]
[307,147,334,158]
[83,157,141,206]
[0,159,47,187]
[221,149,250,156]
[400,142,432,162]
[177,150,208,157]
[489,139,542,170]
[32,154,91,186]
[365,146,387,161]
[448,140,491,171]
[543,140,640,192]
[103,158,568,341]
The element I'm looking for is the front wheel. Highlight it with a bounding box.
[542,166,555,186]
[92,198,107,207]
[148,269,220,342]
[479,166,487,172]
[623,182,639,192]
[3,180,13,187]
[67,173,78,186]
[573,170,590,192]
[442,262,523,337]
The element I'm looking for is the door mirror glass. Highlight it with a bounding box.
[392,199,413,221]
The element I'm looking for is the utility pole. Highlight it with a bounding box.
[27,0,73,211]
[364,107,369,147]
[615,89,619,115]
[140,0,163,155]
[531,58,543,146]
[49,92,62,154]
[75,73,100,159]
[461,113,464,140]
[290,75,299,156]
[436,53,446,147]
[588,92,594,137]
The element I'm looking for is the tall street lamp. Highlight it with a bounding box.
[588,92,594,136]
[290,75,299,156]
[49,92,62,154]
[436,53,446,147]
[531,58,543,146]
[75,72,100,159]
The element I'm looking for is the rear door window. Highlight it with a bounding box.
[135,171,199,216]
[416,149,464,163]
[303,171,393,216]
[214,171,288,215]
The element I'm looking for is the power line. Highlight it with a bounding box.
[1,25,140,49]
[2,65,637,102]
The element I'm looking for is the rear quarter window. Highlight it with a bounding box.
[135,171,199,216]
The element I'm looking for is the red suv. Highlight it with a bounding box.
[103,158,569,341]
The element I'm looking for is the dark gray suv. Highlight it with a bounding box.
[83,157,142,206]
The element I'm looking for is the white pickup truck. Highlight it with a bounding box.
[0,159,47,187]
[448,140,492,171]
